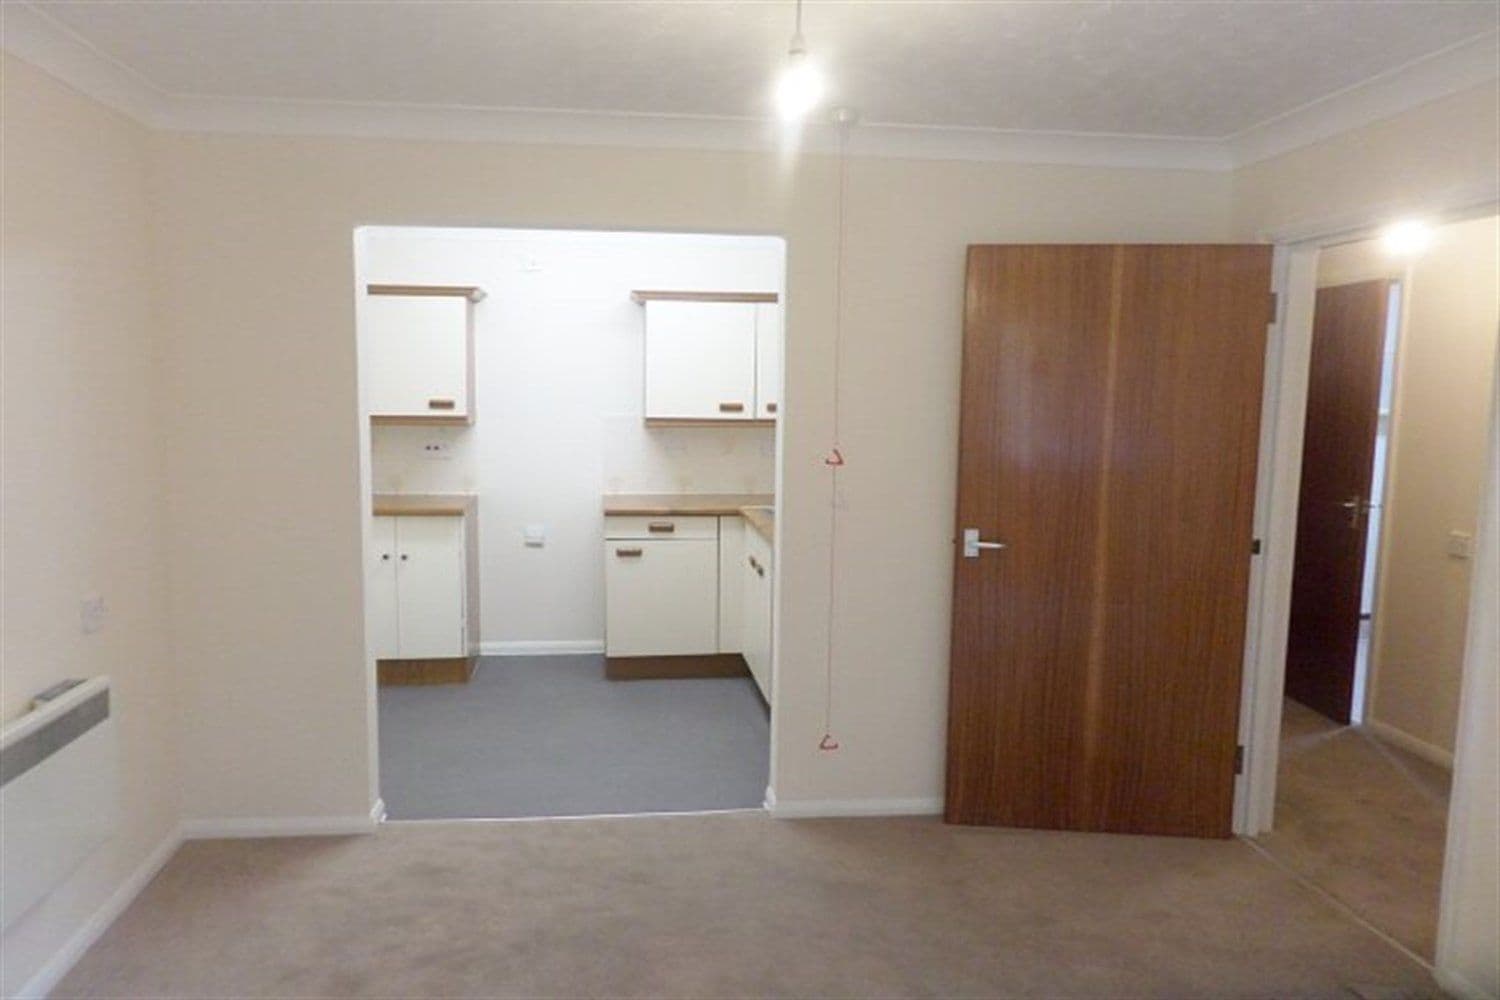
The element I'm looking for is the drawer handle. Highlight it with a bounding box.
[765,402,778,414]
[718,402,745,413]
[427,398,456,411]
[615,547,643,558]
[647,521,675,534]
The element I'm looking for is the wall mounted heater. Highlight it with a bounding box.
[0,676,118,931]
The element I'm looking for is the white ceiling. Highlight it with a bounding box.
[8,0,1500,167]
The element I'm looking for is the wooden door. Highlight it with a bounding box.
[643,301,758,421]
[946,244,1273,838]
[1285,281,1390,723]
[394,516,467,658]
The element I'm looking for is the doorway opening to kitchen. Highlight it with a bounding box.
[354,226,784,820]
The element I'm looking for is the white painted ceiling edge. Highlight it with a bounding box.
[3,2,1495,173]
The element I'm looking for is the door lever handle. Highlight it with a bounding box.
[962,528,1007,559]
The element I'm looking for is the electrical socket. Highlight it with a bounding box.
[1447,531,1474,559]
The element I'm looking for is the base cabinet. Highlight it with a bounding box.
[604,522,719,657]
[741,527,773,701]
[369,514,468,660]
[603,512,772,701]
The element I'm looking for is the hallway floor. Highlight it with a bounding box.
[57,812,1436,998]
[1257,698,1451,959]
[378,654,769,819]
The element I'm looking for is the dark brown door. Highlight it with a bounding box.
[1284,280,1390,723]
[945,244,1273,839]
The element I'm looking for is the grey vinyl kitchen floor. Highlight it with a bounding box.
[378,654,770,820]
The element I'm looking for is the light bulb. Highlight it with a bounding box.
[1381,219,1433,257]
[775,49,824,121]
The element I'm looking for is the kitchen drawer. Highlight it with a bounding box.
[604,515,720,541]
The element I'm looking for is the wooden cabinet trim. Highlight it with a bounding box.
[367,283,485,302]
[631,290,778,304]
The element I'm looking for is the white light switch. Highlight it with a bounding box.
[1447,531,1473,559]
[80,595,106,634]
[523,525,546,548]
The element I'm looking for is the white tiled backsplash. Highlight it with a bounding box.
[370,419,774,497]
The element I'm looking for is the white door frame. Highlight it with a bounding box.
[1234,190,1499,837]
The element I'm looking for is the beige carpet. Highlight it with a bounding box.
[57,812,1436,999]
[1257,699,1452,960]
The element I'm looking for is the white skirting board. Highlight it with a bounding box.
[478,640,604,657]
[17,799,386,996]
[180,799,386,839]
[1365,719,1455,769]
[764,790,944,819]
[14,824,183,1000]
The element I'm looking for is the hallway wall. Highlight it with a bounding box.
[1371,215,1500,759]
[0,54,179,997]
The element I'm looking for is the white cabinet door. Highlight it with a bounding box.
[368,516,400,660]
[365,295,470,419]
[754,303,782,420]
[717,516,745,654]
[643,301,757,421]
[741,528,773,700]
[605,538,719,656]
[394,516,466,658]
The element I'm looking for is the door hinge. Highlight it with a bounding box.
[1234,745,1245,775]
[1251,537,1263,555]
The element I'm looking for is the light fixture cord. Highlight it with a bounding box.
[821,115,850,749]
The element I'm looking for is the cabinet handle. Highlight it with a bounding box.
[747,554,763,575]
[718,402,745,413]
[765,402,778,414]
[615,547,643,558]
[400,554,409,561]
[381,553,391,561]
[647,521,675,534]
[427,398,456,411]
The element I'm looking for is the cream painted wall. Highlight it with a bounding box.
[360,227,779,646]
[4,35,1498,999]
[0,55,178,996]
[148,128,1234,823]
[1233,83,1500,239]
[1372,215,1500,756]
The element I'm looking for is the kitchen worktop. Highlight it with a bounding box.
[603,493,774,541]
[372,492,477,517]
[739,505,774,542]
[602,493,773,517]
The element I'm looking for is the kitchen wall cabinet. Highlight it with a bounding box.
[604,515,720,657]
[741,524,773,701]
[753,303,781,419]
[364,285,482,425]
[633,291,781,423]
